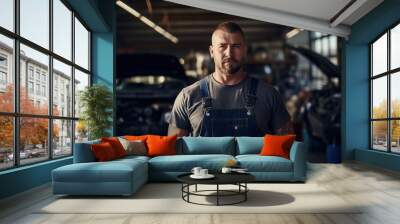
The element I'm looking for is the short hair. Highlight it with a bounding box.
[212,21,246,41]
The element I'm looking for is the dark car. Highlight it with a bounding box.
[116,53,189,136]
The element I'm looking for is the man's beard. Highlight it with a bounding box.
[220,58,243,75]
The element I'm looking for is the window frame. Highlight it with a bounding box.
[0,0,92,171]
[369,20,400,154]
[308,32,341,91]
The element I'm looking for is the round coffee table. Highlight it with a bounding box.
[177,172,255,206]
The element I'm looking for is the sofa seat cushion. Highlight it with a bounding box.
[116,155,150,163]
[52,159,147,183]
[149,154,235,172]
[236,155,293,172]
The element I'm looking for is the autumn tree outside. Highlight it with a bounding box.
[0,84,60,158]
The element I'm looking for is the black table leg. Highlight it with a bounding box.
[245,183,247,201]
[187,184,190,202]
[217,184,219,206]
[181,183,183,199]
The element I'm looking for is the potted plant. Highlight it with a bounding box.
[79,84,113,140]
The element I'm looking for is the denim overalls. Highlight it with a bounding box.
[198,77,263,137]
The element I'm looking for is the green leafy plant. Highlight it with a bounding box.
[79,84,113,140]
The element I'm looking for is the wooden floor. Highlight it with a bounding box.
[1,162,400,224]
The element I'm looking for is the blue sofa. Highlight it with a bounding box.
[52,137,306,196]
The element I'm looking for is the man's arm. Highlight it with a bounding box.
[270,88,294,135]
[168,90,191,136]
[168,124,189,137]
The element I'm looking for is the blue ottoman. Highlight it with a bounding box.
[52,157,148,196]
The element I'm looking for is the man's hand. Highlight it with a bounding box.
[168,125,189,137]
[275,121,295,135]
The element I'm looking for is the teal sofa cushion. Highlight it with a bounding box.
[116,155,150,163]
[73,139,100,163]
[236,137,263,155]
[148,154,235,172]
[52,158,148,195]
[179,137,235,155]
[236,155,293,172]
[53,159,146,183]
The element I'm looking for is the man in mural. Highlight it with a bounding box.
[168,21,292,137]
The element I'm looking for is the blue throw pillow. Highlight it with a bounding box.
[236,137,263,155]
[181,137,235,155]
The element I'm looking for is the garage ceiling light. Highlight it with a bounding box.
[286,28,303,39]
[116,0,179,44]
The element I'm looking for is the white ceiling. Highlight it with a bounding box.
[227,0,352,22]
[164,0,384,38]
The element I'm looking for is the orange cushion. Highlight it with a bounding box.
[101,137,127,158]
[91,142,117,161]
[259,134,296,159]
[146,135,177,157]
[124,135,148,141]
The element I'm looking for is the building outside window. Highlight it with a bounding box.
[35,69,40,81]
[35,83,40,95]
[41,73,46,83]
[0,0,91,170]
[41,85,46,97]
[370,22,400,154]
[0,71,6,84]
[54,88,58,103]
[0,54,7,67]
[28,81,34,94]
[28,66,34,80]
[0,54,7,90]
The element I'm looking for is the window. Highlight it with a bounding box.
[54,91,58,105]
[310,32,340,90]
[0,72,6,86]
[74,69,89,119]
[53,119,72,158]
[28,67,34,80]
[36,83,40,95]
[53,0,72,60]
[74,17,90,70]
[41,73,46,83]
[0,54,8,88]
[35,70,41,81]
[0,71,6,85]
[311,32,339,65]
[20,117,49,165]
[0,116,13,170]
[53,59,72,117]
[28,81,34,94]
[20,0,49,49]
[370,23,400,154]
[0,35,13,113]
[0,0,91,170]
[0,70,7,93]
[42,85,46,97]
[0,55,7,67]
[0,0,14,32]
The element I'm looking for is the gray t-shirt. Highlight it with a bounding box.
[169,74,290,136]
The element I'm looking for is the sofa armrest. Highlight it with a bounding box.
[73,140,100,163]
[289,141,307,181]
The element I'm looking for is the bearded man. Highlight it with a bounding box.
[168,21,292,137]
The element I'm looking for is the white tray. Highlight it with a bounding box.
[190,174,215,179]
